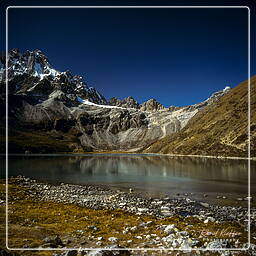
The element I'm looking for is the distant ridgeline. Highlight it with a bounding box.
[0,49,254,157]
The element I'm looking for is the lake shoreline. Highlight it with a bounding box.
[2,152,255,161]
[7,176,252,223]
[7,176,254,224]
[2,176,256,255]
[3,154,253,208]
[7,175,252,208]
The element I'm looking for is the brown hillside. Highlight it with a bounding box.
[143,76,256,158]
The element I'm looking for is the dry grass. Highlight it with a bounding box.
[0,180,253,256]
[144,76,256,158]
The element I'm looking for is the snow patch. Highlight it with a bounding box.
[77,96,126,109]
[34,62,43,78]
[47,67,59,77]
[223,86,231,92]
[33,63,60,80]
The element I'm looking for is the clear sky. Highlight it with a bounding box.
[1,1,254,107]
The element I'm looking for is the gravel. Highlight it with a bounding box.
[7,176,256,255]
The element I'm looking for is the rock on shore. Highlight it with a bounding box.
[3,176,256,255]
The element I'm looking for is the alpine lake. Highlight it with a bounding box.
[2,154,255,206]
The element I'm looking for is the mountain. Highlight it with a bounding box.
[140,99,165,112]
[0,49,232,153]
[109,97,165,112]
[0,49,106,105]
[143,76,256,157]
[108,96,140,109]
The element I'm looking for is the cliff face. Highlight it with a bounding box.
[143,76,256,158]
[0,49,235,154]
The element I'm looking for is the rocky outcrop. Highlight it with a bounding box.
[109,96,140,109]
[109,97,166,112]
[140,98,165,112]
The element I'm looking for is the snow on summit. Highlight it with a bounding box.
[0,49,107,105]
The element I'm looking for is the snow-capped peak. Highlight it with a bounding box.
[0,49,107,105]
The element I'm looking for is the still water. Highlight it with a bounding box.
[1,154,255,202]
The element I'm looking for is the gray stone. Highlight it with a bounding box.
[200,202,209,208]
[108,237,118,243]
[163,224,176,234]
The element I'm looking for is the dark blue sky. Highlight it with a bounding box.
[2,2,254,106]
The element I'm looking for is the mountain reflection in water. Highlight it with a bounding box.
[2,154,254,198]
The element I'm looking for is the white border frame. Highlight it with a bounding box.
[5,5,251,252]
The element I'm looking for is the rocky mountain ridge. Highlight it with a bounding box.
[0,49,232,153]
[109,96,165,112]
[0,49,106,105]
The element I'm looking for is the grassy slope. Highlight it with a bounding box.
[143,76,256,158]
